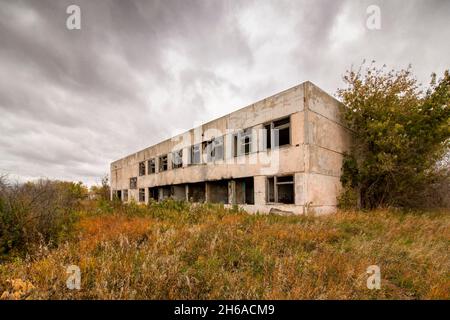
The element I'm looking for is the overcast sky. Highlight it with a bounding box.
[0,0,449,186]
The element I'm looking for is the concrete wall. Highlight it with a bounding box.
[111,81,351,214]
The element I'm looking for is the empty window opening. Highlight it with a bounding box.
[139,188,145,202]
[264,124,271,149]
[264,116,291,149]
[267,177,275,202]
[171,184,186,201]
[115,190,122,200]
[267,175,294,204]
[149,187,158,201]
[207,180,229,204]
[188,182,205,202]
[130,177,137,189]
[148,158,156,174]
[159,154,168,172]
[161,186,171,200]
[190,144,202,165]
[233,134,238,157]
[122,189,128,201]
[235,177,254,205]
[139,161,146,176]
[172,149,183,169]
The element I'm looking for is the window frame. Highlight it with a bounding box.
[138,188,145,202]
[148,158,156,174]
[172,149,183,169]
[205,136,224,162]
[263,116,291,150]
[138,161,146,176]
[159,154,168,172]
[129,177,137,189]
[190,143,202,165]
[266,175,295,204]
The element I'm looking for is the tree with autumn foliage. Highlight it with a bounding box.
[337,63,450,209]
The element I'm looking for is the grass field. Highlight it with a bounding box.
[0,201,449,299]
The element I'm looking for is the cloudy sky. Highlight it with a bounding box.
[0,0,449,186]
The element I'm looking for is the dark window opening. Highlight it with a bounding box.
[233,134,238,157]
[267,175,294,204]
[159,154,168,171]
[264,124,271,149]
[149,187,158,201]
[267,177,275,202]
[264,116,291,149]
[130,177,137,189]
[116,190,122,200]
[139,188,145,202]
[148,158,156,174]
[208,180,229,204]
[188,182,205,202]
[235,177,254,205]
[172,149,183,169]
[171,185,186,201]
[161,186,171,200]
[139,161,146,176]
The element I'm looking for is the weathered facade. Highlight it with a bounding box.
[110,81,351,214]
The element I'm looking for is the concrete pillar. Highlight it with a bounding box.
[254,175,266,205]
[228,180,236,204]
[185,184,189,201]
[158,188,163,202]
[205,182,210,203]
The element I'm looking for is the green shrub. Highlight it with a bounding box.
[337,64,450,209]
[0,177,86,259]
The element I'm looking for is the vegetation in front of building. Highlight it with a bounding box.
[0,186,449,299]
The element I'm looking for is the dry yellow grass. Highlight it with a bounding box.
[0,202,448,300]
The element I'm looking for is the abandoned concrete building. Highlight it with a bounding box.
[110,81,351,214]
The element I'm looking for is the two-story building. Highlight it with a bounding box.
[110,81,351,214]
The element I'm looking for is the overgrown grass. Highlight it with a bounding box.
[0,200,449,299]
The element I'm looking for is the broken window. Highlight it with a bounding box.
[123,189,128,201]
[116,190,122,200]
[148,158,156,174]
[264,116,291,149]
[172,149,183,169]
[205,136,224,162]
[190,144,201,164]
[214,136,224,160]
[235,177,254,205]
[188,182,205,202]
[149,187,158,201]
[139,161,146,176]
[139,188,145,202]
[130,177,137,189]
[266,175,294,204]
[159,154,168,171]
[161,186,171,200]
[208,180,229,204]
